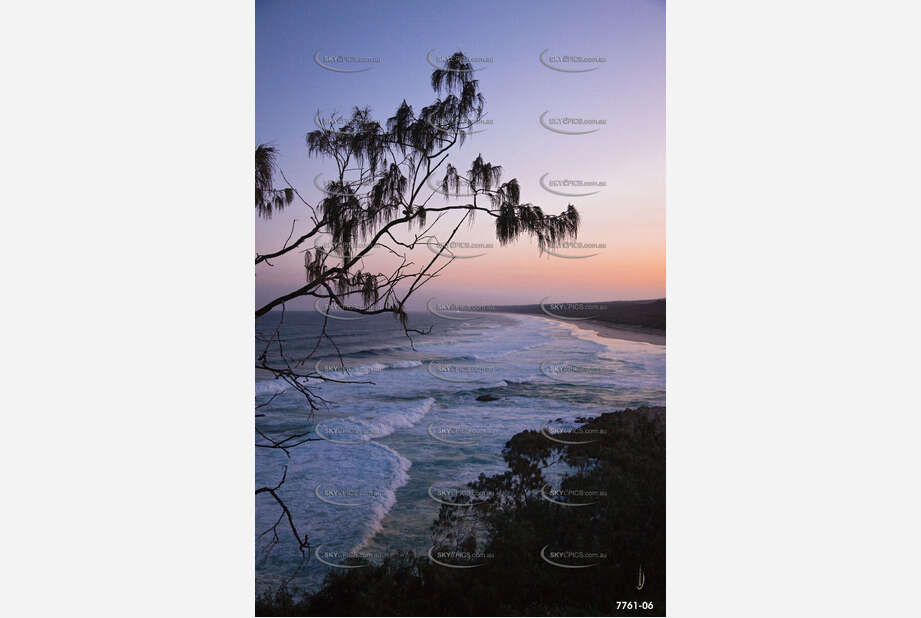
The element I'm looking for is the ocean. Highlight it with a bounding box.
[255,310,665,594]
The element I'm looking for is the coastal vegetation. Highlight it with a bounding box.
[257,407,665,616]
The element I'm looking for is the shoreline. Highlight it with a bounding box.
[498,312,666,345]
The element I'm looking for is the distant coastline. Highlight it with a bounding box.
[474,298,666,345]
[539,315,665,345]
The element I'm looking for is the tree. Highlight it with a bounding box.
[255,144,294,219]
[254,51,581,563]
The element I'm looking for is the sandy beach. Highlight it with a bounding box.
[566,318,665,345]
[515,314,666,345]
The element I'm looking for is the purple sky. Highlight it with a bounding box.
[256,0,664,310]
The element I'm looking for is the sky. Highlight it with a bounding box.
[256,0,664,310]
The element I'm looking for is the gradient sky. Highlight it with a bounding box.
[256,0,664,310]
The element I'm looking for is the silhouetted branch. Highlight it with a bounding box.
[253,50,582,562]
[256,466,310,555]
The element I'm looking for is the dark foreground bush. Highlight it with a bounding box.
[257,406,665,616]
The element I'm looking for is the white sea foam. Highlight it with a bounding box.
[353,441,412,551]
[350,397,436,440]
[256,311,665,595]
